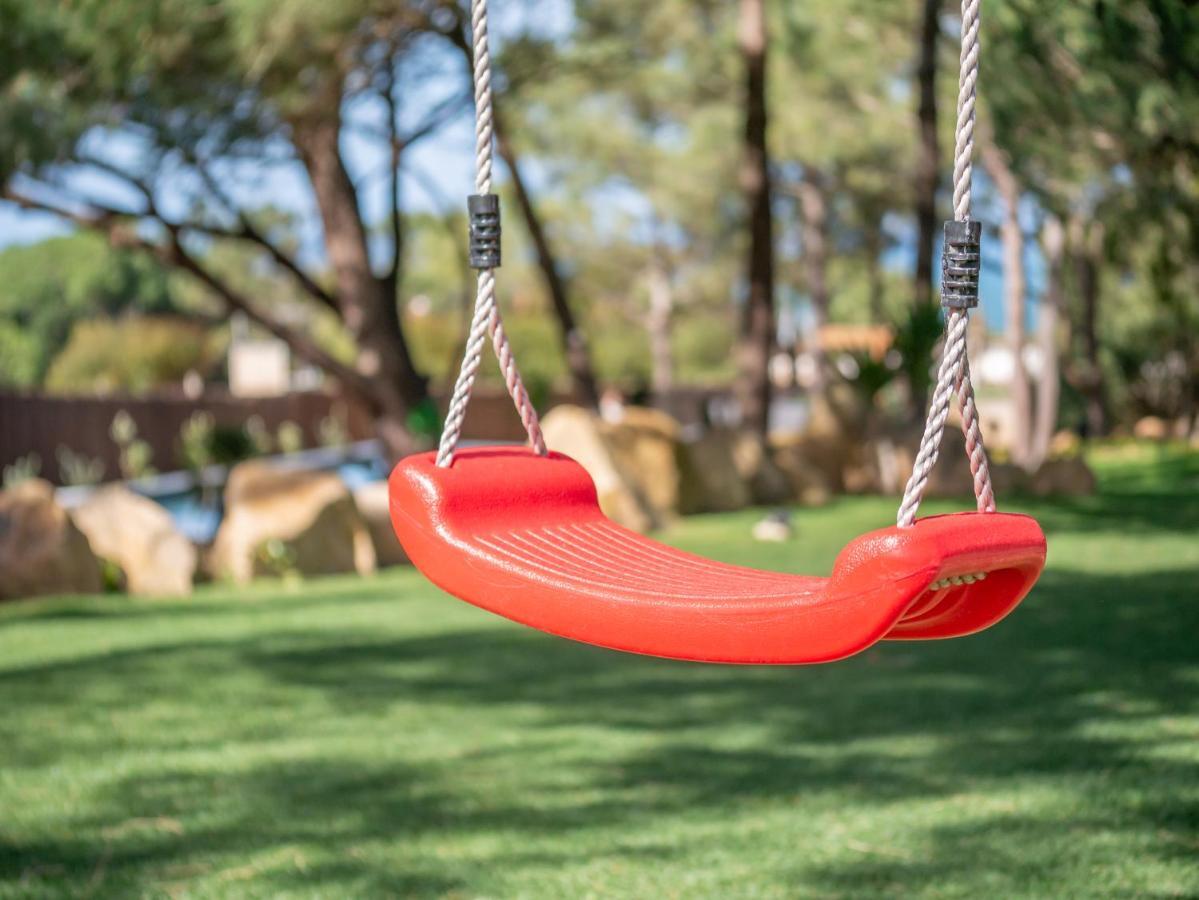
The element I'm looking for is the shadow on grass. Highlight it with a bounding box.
[2,559,1197,895]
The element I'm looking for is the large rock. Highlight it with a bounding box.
[72,485,196,596]
[599,406,684,522]
[211,462,376,584]
[770,431,852,493]
[729,431,794,505]
[769,439,833,506]
[678,430,752,514]
[1049,429,1083,458]
[1029,457,1097,497]
[0,480,102,601]
[1133,415,1169,441]
[988,461,1030,495]
[353,481,409,568]
[677,428,791,512]
[540,405,661,531]
[874,425,978,498]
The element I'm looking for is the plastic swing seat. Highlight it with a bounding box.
[389,446,1046,665]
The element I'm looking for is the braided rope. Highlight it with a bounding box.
[436,0,546,467]
[897,0,995,526]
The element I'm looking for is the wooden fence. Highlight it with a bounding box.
[1,386,727,485]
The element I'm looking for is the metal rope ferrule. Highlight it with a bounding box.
[941,219,981,309]
[468,193,501,269]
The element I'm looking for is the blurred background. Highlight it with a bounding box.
[1,2,1198,897]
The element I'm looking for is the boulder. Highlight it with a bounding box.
[769,440,833,507]
[540,405,658,531]
[675,427,793,512]
[876,426,979,499]
[1049,429,1083,458]
[1133,416,1169,441]
[988,462,1030,495]
[210,462,376,584]
[923,428,979,498]
[770,431,851,493]
[599,406,684,523]
[72,485,196,596]
[0,479,102,601]
[1029,457,1097,497]
[677,430,751,513]
[731,431,794,505]
[353,480,409,568]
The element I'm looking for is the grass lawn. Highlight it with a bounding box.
[2,445,1197,898]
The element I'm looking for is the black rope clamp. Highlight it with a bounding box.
[468,194,501,269]
[941,219,982,309]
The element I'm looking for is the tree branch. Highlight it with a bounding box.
[80,152,340,314]
[382,44,404,297]
[2,186,376,404]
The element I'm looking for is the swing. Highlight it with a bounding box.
[388,0,1045,664]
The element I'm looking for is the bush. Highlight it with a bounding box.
[45,316,222,395]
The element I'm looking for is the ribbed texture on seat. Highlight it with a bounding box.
[389,447,1046,664]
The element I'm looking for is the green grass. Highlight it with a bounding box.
[2,446,1197,898]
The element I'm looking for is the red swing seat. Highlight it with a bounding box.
[389,446,1046,664]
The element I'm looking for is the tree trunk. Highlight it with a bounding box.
[913,0,941,308]
[1070,217,1107,437]
[1028,214,1064,468]
[494,114,601,410]
[647,250,674,397]
[864,215,885,322]
[980,138,1031,467]
[291,103,428,459]
[735,0,775,438]
[796,167,830,389]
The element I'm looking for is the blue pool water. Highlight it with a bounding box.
[133,443,390,545]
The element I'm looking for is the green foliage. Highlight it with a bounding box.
[673,315,737,384]
[207,425,257,467]
[890,303,944,405]
[244,416,275,456]
[404,399,441,443]
[177,412,262,472]
[2,452,41,488]
[254,537,299,580]
[109,410,156,479]
[275,421,303,455]
[0,234,176,387]
[44,316,221,395]
[55,445,104,485]
[178,412,215,473]
[317,412,349,449]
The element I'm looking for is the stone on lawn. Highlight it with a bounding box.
[0,479,102,601]
[1029,457,1097,497]
[353,480,409,568]
[541,405,660,532]
[211,461,376,584]
[72,485,196,596]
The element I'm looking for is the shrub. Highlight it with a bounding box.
[45,316,222,395]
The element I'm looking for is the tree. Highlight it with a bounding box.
[912,0,942,308]
[0,0,499,457]
[0,233,174,387]
[980,134,1031,465]
[735,0,775,438]
[985,0,1199,439]
[441,22,602,408]
[1028,213,1064,467]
